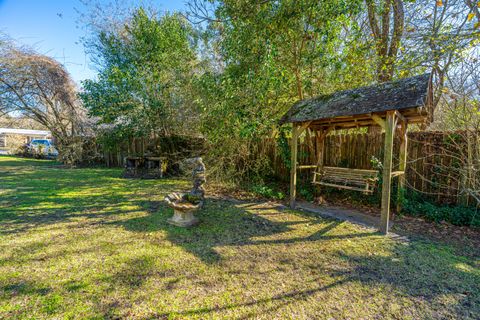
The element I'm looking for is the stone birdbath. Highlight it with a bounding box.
[165,157,206,227]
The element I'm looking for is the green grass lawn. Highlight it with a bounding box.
[0,156,479,319]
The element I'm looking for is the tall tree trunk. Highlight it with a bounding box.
[366,0,405,82]
[366,0,404,133]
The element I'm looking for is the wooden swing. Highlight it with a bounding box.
[307,126,378,194]
[312,166,379,194]
[280,73,433,234]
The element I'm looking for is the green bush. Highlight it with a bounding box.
[250,184,285,200]
[299,185,315,202]
[402,198,479,228]
[316,185,479,228]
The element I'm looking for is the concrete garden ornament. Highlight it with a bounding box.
[165,157,206,227]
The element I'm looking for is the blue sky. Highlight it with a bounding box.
[0,0,187,85]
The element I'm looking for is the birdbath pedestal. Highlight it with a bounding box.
[164,157,206,227]
[165,193,202,227]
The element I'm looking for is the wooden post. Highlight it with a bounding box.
[290,124,299,208]
[396,121,408,213]
[380,111,397,234]
[305,128,314,165]
[289,121,311,208]
[313,129,325,183]
[463,130,474,206]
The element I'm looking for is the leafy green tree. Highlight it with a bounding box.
[189,0,369,180]
[80,8,199,146]
[79,0,479,187]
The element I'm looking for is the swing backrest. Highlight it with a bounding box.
[313,166,379,194]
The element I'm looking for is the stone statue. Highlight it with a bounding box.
[190,157,206,200]
[165,157,206,227]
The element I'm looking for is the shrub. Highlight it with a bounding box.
[250,184,285,200]
[402,197,480,228]
[299,185,315,202]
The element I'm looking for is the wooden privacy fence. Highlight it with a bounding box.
[258,131,477,205]
[102,135,206,168]
[103,138,147,168]
[101,131,478,206]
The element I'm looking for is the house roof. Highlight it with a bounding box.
[0,128,51,136]
[279,73,432,125]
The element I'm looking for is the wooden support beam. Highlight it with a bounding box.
[380,111,397,234]
[394,110,406,124]
[313,128,328,184]
[298,165,317,170]
[371,115,386,130]
[290,123,299,208]
[323,126,335,136]
[306,108,427,129]
[309,116,425,129]
[312,120,376,128]
[396,121,408,213]
[289,121,312,208]
[391,171,405,178]
[296,121,311,136]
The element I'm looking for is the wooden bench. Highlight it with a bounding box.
[313,166,379,194]
[144,156,167,179]
[123,156,144,178]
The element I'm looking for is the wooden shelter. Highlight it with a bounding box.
[280,73,433,234]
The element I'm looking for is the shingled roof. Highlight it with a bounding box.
[280,73,432,125]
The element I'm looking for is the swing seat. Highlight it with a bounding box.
[313,166,379,194]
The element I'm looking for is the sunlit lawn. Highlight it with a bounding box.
[0,156,479,319]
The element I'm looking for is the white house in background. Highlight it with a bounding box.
[0,128,52,149]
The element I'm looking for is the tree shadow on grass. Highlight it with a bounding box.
[0,163,183,235]
[0,204,143,235]
[101,254,156,290]
[112,198,292,264]
[0,280,51,298]
[151,278,348,319]
[112,199,479,319]
[145,239,479,319]
[331,242,480,319]
[112,198,376,264]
